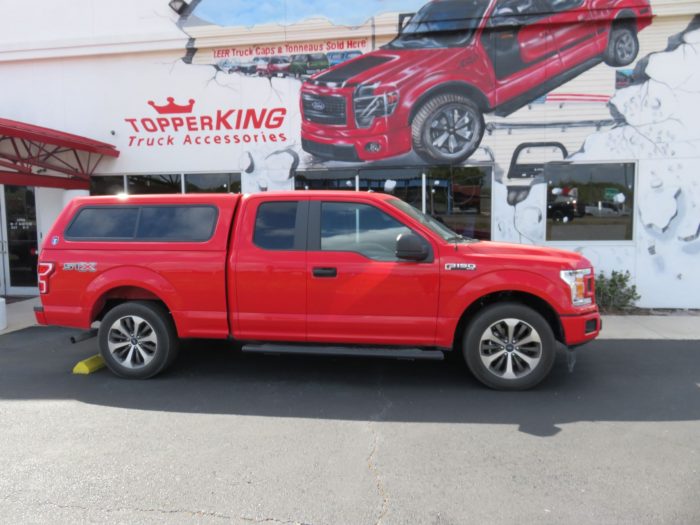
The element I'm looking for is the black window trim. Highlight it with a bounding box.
[64,204,219,243]
[252,200,309,251]
[309,200,434,263]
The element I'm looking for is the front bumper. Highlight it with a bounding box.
[560,309,601,346]
[301,123,412,161]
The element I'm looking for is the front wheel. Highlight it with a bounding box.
[463,303,556,390]
[411,93,484,165]
[604,25,639,67]
[98,301,179,379]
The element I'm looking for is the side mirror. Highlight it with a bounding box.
[396,232,429,261]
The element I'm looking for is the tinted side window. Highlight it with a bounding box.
[137,206,217,241]
[66,208,138,239]
[254,202,299,250]
[321,202,411,261]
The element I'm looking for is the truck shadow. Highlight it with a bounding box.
[1,327,698,437]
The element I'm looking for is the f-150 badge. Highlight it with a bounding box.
[63,262,97,272]
[445,263,477,271]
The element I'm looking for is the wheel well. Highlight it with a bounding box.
[451,291,564,351]
[409,83,490,124]
[91,286,171,323]
[613,10,637,31]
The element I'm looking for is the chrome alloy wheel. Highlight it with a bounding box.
[478,318,542,380]
[428,104,477,158]
[615,32,636,63]
[106,315,158,369]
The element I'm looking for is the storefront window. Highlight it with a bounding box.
[90,176,125,195]
[359,168,423,210]
[127,174,181,194]
[427,166,492,240]
[185,173,241,193]
[544,162,635,241]
[294,170,356,190]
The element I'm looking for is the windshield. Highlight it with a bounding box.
[386,0,488,49]
[388,198,475,242]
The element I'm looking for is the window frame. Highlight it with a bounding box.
[64,204,219,243]
[308,200,434,263]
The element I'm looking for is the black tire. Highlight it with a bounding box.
[411,93,484,164]
[98,301,179,379]
[603,25,639,67]
[463,303,556,390]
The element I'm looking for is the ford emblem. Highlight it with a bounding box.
[311,100,326,111]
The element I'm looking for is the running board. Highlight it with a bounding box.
[242,344,445,361]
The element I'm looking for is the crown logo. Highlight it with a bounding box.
[148,97,195,114]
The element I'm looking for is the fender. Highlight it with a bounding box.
[403,74,494,127]
[82,266,181,332]
[436,269,570,348]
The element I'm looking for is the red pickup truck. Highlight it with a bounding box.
[35,191,600,390]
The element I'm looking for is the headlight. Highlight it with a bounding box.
[560,268,593,306]
[354,83,399,128]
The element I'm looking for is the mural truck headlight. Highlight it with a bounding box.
[353,83,399,128]
[560,268,593,307]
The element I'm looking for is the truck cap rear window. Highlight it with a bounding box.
[65,205,218,242]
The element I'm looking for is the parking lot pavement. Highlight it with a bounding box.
[0,327,699,524]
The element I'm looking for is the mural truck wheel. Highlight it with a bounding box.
[604,25,639,67]
[412,93,484,165]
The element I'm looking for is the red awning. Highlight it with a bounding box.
[0,118,120,190]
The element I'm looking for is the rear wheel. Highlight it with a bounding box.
[98,301,178,379]
[463,303,556,390]
[604,25,639,67]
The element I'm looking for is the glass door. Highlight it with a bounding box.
[0,185,39,296]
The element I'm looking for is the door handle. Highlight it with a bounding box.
[312,267,337,278]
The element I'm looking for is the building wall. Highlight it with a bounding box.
[1,0,699,306]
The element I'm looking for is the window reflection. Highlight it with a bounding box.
[427,166,492,240]
[185,173,241,193]
[127,174,181,194]
[544,163,634,241]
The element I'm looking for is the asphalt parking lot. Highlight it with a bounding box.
[1,327,698,524]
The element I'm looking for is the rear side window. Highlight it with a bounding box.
[66,207,139,239]
[137,206,217,241]
[65,205,218,242]
[254,201,299,250]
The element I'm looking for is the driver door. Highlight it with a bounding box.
[306,199,440,346]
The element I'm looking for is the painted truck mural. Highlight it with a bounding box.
[300,0,652,164]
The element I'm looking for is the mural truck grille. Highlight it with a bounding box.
[302,94,347,125]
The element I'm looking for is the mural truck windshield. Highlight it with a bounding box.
[386,0,489,49]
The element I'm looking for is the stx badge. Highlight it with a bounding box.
[445,263,477,271]
[63,262,97,272]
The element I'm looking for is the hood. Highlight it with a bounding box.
[310,48,464,87]
[461,241,590,269]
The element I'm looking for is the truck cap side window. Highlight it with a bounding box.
[320,202,423,262]
[65,205,218,242]
[66,207,139,239]
[137,206,217,241]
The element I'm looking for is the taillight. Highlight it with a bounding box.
[37,262,54,294]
